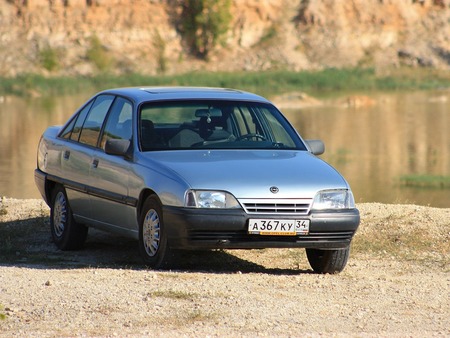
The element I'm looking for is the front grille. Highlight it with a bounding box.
[239,198,312,215]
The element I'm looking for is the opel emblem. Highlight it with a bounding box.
[270,186,279,194]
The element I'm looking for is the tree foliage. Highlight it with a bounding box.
[180,0,232,59]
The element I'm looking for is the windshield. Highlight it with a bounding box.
[139,100,307,151]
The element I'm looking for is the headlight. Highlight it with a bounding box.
[311,190,355,210]
[185,190,240,209]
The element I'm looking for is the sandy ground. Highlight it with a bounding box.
[0,198,448,337]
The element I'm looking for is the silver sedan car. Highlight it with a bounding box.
[35,87,360,273]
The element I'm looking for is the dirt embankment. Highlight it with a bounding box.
[0,198,449,337]
[0,0,449,77]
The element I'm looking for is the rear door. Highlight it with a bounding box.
[59,95,115,222]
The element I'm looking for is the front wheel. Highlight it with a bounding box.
[138,195,171,269]
[306,247,350,274]
[50,185,88,250]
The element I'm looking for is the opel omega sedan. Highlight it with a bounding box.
[35,87,360,273]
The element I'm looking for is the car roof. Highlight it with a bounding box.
[97,87,272,104]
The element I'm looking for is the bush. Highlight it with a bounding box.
[39,46,59,71]
[86,35,113,72]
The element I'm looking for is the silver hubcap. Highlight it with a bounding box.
[53,191,67,238]
[143,208,161,257]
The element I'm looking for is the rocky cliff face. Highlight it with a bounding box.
[0,0,449,77]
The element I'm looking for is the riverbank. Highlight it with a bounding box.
[0,198,448,336]
[2,68,450,99]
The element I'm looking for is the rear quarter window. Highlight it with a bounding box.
[60,100,93,140]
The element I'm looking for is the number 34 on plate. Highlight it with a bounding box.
[248,219,310,236]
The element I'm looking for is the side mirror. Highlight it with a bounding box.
[105,139,131,158]
[305,139,325,155]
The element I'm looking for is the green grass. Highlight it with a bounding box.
[1,67,449,98]
[399,175,450,189]
[0,304,6,320]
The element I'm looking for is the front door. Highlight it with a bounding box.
[88,97,136,234]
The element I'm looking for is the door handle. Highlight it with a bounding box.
[63,150,70,160]
[92,159,99,168]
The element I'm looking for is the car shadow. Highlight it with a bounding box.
[163,250,312,275]
[0,217,312,275]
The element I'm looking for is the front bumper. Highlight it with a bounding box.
[163,206,360,250]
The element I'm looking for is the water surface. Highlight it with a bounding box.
[0,90,448,208]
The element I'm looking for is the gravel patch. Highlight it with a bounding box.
[0,198,449,337]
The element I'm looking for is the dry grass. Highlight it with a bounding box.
[353,203,449,269]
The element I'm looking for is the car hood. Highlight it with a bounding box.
[140,150,349,199]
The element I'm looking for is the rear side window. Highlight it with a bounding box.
[60,117,77,140]
[78,95,114,147]
[232,106,258,135]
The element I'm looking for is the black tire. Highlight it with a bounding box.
[306,247,350,274]
[138,195,171,269]
[50,185,88,250]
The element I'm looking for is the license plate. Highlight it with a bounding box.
[248,219,310,236]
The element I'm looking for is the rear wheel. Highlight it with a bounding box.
[50,186,88,250]
[306,247,350,274]
[138,195,171,269]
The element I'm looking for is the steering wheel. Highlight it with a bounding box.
[236,133,267,141]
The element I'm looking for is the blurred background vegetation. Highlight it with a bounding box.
[1,67,449,98]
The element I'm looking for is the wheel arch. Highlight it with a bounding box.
[137,188,160,219]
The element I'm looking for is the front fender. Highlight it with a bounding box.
[130,159,190,208]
